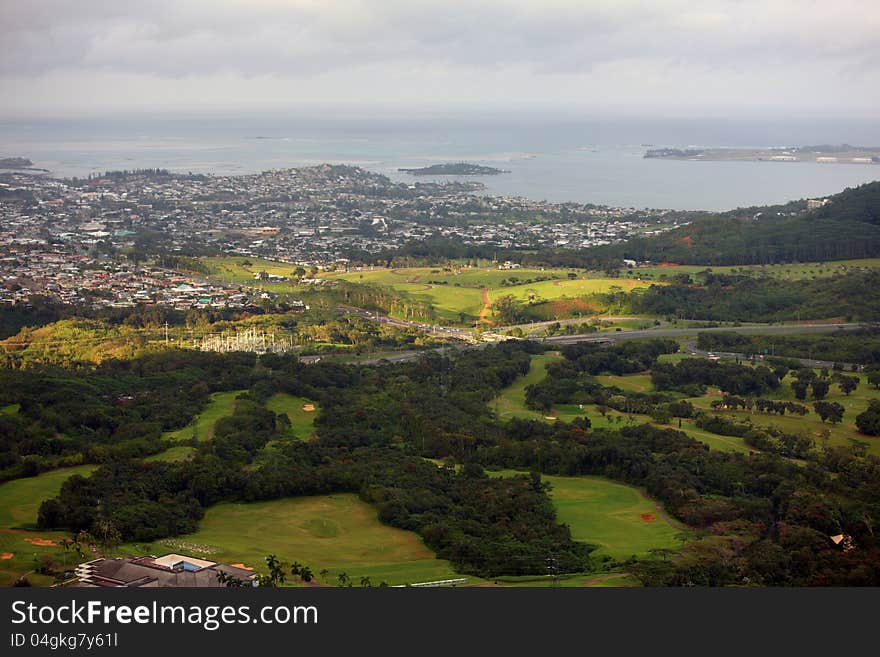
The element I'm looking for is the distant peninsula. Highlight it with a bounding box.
[398,162,510,176]
[644,145,880,164]
[0,157,49,172]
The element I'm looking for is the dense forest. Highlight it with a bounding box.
[696,328,880,365]
[0,340,872,584]
[622,270,880,322]
[586,181,880,266]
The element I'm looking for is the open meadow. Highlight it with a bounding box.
[324,266,655,325]
[0,465,97,586]
[487,470,686,560]
[133,494,463,586]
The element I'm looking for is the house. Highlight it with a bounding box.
[74,553,257,587]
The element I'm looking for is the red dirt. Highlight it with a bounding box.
[302,404,316,412]
[230,563,254,571]
[1,553,13,559]
[640,513,656,522]
[681,235,694,248]
[477,288,494,324]
[659,262,680,267]
[24,538,58,547]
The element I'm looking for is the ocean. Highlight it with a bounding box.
[1,115,878,211]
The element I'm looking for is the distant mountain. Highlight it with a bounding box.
[588,181,880,265]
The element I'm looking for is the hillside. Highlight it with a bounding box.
[589,181,880,265]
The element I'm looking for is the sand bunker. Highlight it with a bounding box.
[24,538,58,547]
[302,404,316,412]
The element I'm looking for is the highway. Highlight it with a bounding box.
[327,321,866,367]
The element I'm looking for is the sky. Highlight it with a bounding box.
[1,0,878,120]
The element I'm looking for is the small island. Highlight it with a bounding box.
[398,162,510,176]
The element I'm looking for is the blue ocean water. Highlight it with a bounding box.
[1,115,878,211]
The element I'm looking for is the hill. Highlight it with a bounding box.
[589,181,880,265]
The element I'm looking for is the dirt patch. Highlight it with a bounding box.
[477,288,495,325]
[1,553,13,559]
[659,262,680,267]
[640,513,656,522]
[681,235,693,248]
[24,538,58,547]
[229,563,254,571]
[302,404,316,412]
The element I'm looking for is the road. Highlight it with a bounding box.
[542,322,863,344]
[683,343,862,371]
[321,321,866,367]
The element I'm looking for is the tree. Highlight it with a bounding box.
[838,375,859,396]
[814,401,844,424]
[867,370,880,390]
[855,400,880,436]
[811,379,830,400]
[791,380,808,401]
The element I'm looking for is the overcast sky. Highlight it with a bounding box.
[1,0,878,119]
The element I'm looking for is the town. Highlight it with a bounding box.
[0,164,686,309]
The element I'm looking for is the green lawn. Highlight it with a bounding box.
[0,465,98,586]
[687,372,880,456]
[324,267,656,325]
[0,404,20,415]
[488,471,686,561]
[163,390,245,443]
[145,446,197,462]
[594,373,654,393]
[491,353,757,454]
[492,352,563,420]
[265,393,319,440]
[627,258,880,282]
[132,494,463,586]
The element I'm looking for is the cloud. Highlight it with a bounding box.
[0,0,877,116]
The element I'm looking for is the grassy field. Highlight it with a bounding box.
[488,471,686,560]
[687,372,880,456]
[492,352,563,420]
[265,393,319,440]
[324,266,655,325]
[0,404,20,415]
[163,390,245,443]
[133,494,463,586]
[491,354,760,454]
[145,446,197,462]
[0,465,98,586]
[627,258,880,282]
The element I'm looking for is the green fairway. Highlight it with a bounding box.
[0,465,98,586]
[492,353,756,454]
[0,465,97,530]
[492,352,563,420]
[265,393,319,440]
[163,390,245,443]
[136,494,463,586]
[594,373,654,393]
[0,404,20,415]
[489,471,686,560]
[145,446,197,462]
[687,372,880,456]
